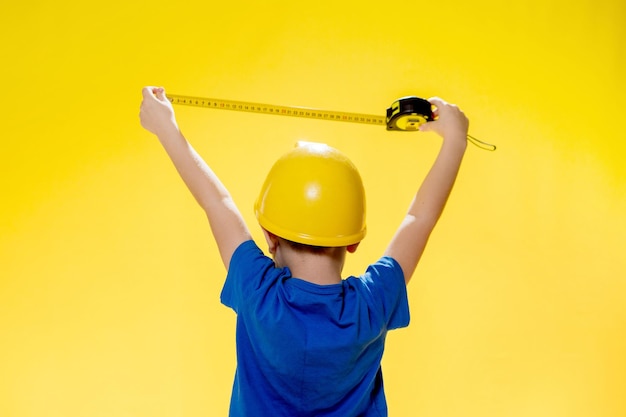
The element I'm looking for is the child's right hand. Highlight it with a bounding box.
[418,97,469,142]
[139,86,179,137]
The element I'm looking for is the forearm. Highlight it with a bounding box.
[157,128,224,208]
[407,135,467,227]
[385,135,466,282]
[156,127,251,267]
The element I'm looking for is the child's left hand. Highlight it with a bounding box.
[139,86,178,137]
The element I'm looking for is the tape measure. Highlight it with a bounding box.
[167,94,496,151]
[386,96,496,150]
[167,94,386,126]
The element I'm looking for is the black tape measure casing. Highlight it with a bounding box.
[385,96,433,131]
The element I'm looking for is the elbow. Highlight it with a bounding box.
[404,213,438,235]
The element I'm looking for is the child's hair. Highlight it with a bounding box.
[281,237,335,254]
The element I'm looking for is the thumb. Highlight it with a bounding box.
[141,86,167,102]
[142,86,157,99]
[419,120,437,132]
[154,87,167,101]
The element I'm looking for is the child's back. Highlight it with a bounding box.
[222,240,408,416]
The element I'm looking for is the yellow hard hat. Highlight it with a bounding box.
[254,141,366,247]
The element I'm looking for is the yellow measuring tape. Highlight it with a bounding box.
[167,94,496,151]
[167,94,386,126]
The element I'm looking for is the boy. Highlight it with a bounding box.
[139,87,468,416]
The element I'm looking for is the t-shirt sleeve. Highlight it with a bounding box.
[220,239,277,313]
[359,256,410,330]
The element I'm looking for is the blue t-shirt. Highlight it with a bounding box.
[220,240,410,417]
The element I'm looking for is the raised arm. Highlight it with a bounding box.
[139,86,252,268]
[384,97,468,284]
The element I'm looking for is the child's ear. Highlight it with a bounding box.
[262,228,279,254]
[347,242,360,253]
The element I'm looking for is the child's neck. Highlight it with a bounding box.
[278,247,346,285]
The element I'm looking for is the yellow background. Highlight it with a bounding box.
[1,1,625,416]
